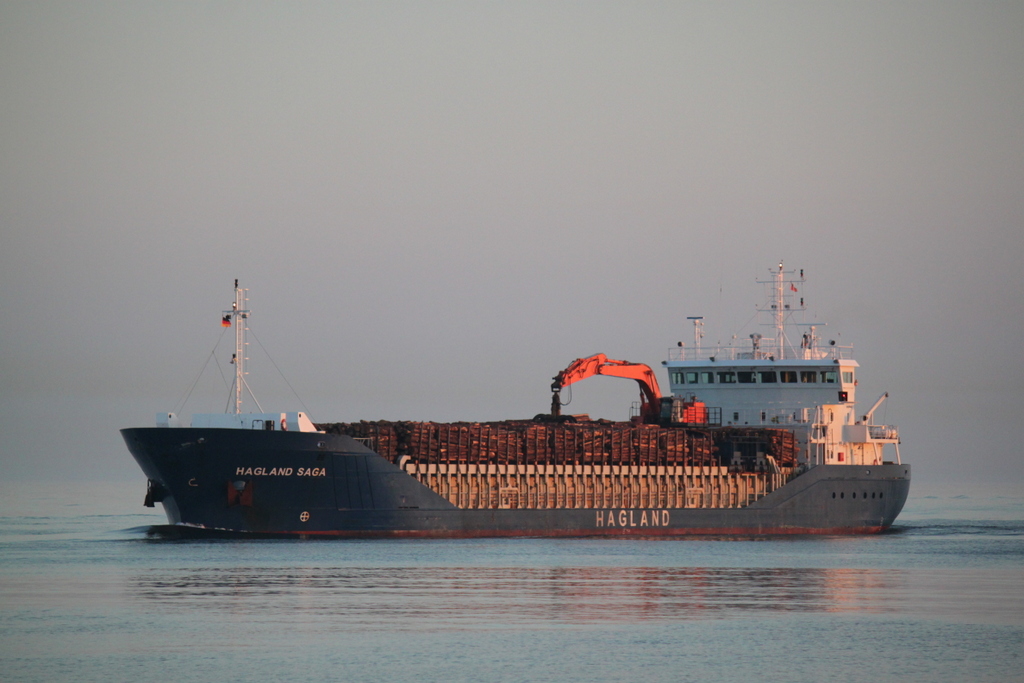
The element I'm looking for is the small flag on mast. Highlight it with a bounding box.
[221,315,232,327]
[790,284,798,292]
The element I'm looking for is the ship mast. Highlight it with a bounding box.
[756,261,805,360]
[223,279,251,414]
[686,316,704,357]
[774,262,785,359]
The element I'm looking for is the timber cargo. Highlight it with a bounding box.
[122,268,910,538]
[317,420,799,511]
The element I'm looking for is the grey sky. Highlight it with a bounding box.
[1,1,1022,486]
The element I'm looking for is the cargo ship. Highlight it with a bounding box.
[122,266,909,538]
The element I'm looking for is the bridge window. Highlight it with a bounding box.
[780,371,797,383]
[800,371,817,383]
[700,371,715,383]
[842,371,854,384]
[759,371,777,383]
[821,371,837,383]
[718,371,736,384]
[737,371,757,383]
[685,372,698,384]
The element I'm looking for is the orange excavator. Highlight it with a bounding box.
[550,354,664,424]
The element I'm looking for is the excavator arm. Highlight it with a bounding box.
[551,353,663,423]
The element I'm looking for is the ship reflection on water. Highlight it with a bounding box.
[128,565,905,626]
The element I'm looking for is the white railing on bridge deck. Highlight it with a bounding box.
[667,343,854,362]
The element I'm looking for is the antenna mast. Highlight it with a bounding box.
[774,262,785,358]
[756,261,805,359]
[223,279,251,414]
[686,316,704,357]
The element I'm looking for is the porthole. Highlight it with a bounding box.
[880,492,884,499]
[840,492,844,499]
[872,492,876,499]
[832,492,836,499]
[863,492,867,499]
[852,492,856,499]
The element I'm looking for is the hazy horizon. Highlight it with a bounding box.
[2,2,1022,487]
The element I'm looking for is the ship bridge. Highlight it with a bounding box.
[664,263,861,427]
[663,356,859,427]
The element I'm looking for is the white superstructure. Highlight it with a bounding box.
[663,263,899,466]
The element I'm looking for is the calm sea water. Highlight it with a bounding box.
[1,480,1021,683]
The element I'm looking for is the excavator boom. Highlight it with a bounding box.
[551,353,663,423]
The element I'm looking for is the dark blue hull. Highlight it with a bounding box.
[122,427,910,538]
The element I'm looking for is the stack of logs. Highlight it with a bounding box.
[317,421,798,471]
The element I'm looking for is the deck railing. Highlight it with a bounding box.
[667,342,854,362]
[868,425,899,440]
